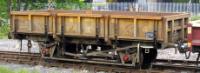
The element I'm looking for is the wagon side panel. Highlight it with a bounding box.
[14,15,29,32]
[11,14,52,34]
[56,14,105,38]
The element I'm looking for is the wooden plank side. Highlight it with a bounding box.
[171,20,175,43]
[56,16,62,34]
[32,16,45,33]
[49,16,53,33]
[157,20,163,40]
[118,18,134,38]
[15,15,29,32]
[181,18,185,40]
[109,18,115,38]
[109,18,163,40]
[137,19,154,39]
[110,15,162,20]
[133,19,137,37]
[162,18,168,45]
[11,15,15,32]
[10,10,190,43]
[11,11,50,16]
[64,17,79,34]
[81,17,96,36]
[12,15,53,34]
[56,16,105,38]
[99,18,105,37]
[164,13,190,21]
[104,16,109,42]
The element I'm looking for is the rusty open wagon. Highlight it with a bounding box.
[10,10,190,68]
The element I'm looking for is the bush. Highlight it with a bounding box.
[0,24,10,39]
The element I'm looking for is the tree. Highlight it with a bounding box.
[0,0,8,19]
[172,0,199,3]
[173,0,189,2]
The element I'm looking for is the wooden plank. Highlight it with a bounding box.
[163,18,168,44]
[104,16,109,42]
[12,15,15,32]
[16,15,29,32]
[181,18,185,40]
[174,26,182,30]
[52,14,56,38]
[164,13,190,21]
[133,18,137,37]
[77,16,81,35]
[118,18,134,37]
[57,13,103,17]
[171,20,175,43]
[32,16,45,33]
[64,17,79,35]
[80,17,83,35]
[158,21,163,40]
[15,32,53,35]
[137,19,154,38]
[28,14,32,32]
[110,15,162,20]
[11,11,50,16]
[10,10,190,43]
[110,36,163,41]
[81,17,96,36]
[10,11,50,16]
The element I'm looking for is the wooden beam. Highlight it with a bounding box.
[104,15,109,42]
[28,14,32,32]
[133,18,137,37]
[77,16,81,35]
[110,15,162,20]
[171,20,175,43]
[163,18,168,44]
[181,18,185,40]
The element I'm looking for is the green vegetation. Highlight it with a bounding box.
[0,24,9,39]
[173,0,199,3]
[0,0,9,39]
[191,16,200,21]
[0,66,39,73]
[173,0,190,3]
[0,0,9,19]
[0,66,14,73]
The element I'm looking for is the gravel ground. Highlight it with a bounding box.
[157,48,199,61]
[0,39,39,53]
[0,62,95,73]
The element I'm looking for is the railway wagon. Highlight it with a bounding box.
[188,21,200,53]
[10,10,190,68]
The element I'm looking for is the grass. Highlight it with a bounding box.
[0,66,39,73]
[0,24,9,39]
[191,16,200,21]
[0,66,14,73]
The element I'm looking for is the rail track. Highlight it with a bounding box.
[0,51,197,73]
[152,59,200,72]
[0,51,41,65]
